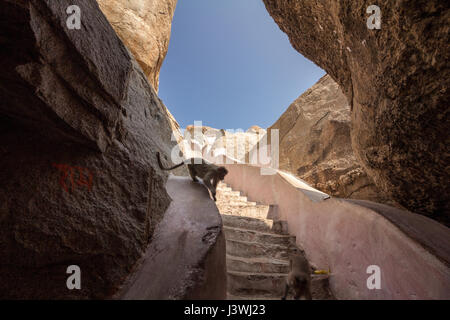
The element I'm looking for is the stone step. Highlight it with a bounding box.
[226,239,289,261]
[228,271,334,299]
[227,254,290,274]
[221,215,289,235]
[220,205,270,219]
[216,190,242,198]
[221,214,273,233]
[227,293,280,300]
[308,275,335,300]
[216,185,232,192]
[218,196,248,203]
[216,201,251,207]
[227,271,287,296]
[216,194,249,203]
[218,184,335,300]
[224,226,295,246]
[216,199,257,206]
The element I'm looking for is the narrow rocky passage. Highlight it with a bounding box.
[216,183,335,300]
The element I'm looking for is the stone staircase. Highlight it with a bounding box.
[216,182,334,300]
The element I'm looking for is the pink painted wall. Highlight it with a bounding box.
[222,163,450,300]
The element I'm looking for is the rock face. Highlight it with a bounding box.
[97,0,177,92]
[0,0,177,298]
[270,75,392,203]
[262,0,449,224]
[97,0,183,146]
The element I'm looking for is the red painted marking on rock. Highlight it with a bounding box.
[52,163,94,193]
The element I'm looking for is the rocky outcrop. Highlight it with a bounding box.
[0,0,177,298]
[270,75,393,204]
[97,0,183,149]
[262,0,449,224]
[183,125,266,163]
[97,0,177,92]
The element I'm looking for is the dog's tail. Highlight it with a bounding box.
[156,152,184,171]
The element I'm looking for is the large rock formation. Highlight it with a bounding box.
[270,75,393,203]
[97,0,177,92]
[0,0,177,298]
[263,0,449,224]
[183,125,266,163]
[97,0,183,153]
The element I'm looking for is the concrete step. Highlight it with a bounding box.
[216,185,233,192]
[227,271,286,296]
[216,189,247,200]
[216,185,238,191]
[219,205,270,219]
[216,199,257,206]
[218,183,335,300]
[308,275,335,300]
[227,293,280,300]
[228,271,334,299]
[217,194,248,203]
[226,239,289,261]
[221,214,289,235]
[227,255,289,274]
[223,226,295,246]
[216,196,252,205]
[221,214,274,233]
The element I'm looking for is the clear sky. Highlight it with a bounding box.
[158,0,325,131]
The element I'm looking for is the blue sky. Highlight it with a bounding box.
[158,0,325,130]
